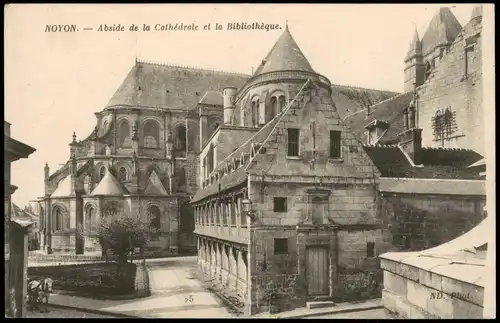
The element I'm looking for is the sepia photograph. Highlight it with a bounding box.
[4,3,495,319]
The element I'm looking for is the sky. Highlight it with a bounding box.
[5,3,482,207]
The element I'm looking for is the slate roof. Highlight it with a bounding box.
[90,167,129,196]
[344,92,413,145]
[362,145,484,180]
[198,91,223,106]
[421,7,462,56]
[252,27,315,76]
[106,62,250,110]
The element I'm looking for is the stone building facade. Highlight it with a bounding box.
[191,7,486,315]
[347,6,485,155]
[5,121,36,317]
[37,35,397,256]
[191,27,396,315]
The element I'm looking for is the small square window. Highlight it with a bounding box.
[273,197,287,212]
[367,242,375,258]
[274,238,288,254]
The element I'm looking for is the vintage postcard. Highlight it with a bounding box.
[4,3,495,319]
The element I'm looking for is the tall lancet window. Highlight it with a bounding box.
[99,166,106,182]
[118,120,131,147]
[143,119,160,148]
[174,124,187,158]
[278,95,286,112]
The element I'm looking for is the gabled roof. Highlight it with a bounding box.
[344,92,413,145]
[252,27,315,76]
[90,167,128,196]
[421,7,463,56]
[144,170,169,195]
[362,145,484,180]
[50,175,73,198]
[106,61,249,110]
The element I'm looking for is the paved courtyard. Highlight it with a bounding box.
[46,256,235,318]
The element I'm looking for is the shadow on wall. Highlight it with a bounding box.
[337,268,383,302]
[382,197,485,252]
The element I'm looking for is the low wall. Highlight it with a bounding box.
[380,254,484,319]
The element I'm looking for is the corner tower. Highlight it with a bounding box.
[236,25,332,127]
[404,28,425,93]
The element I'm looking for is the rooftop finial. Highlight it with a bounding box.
[285,20,288,31]
[72,131,77,143]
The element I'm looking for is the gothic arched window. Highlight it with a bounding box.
[209,122,220,138]
[251,100,259,127]
[53,206,63,232]
[118,167,127,182]
[278,95,287,112]
[118,120,131,147]
[425,61,432,79]
[270,96,278,122]
[143,119,160,148]
[99,167,106,182]
[432,108,456,146]
[174,125,187,158]
[147,205,161,230]
[85,205,94,233]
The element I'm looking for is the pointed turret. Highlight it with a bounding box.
[253,26,315,76]
[420,7,462,57]
[470,5,483,20]
[404,27,425,93]
[406,27,422,56]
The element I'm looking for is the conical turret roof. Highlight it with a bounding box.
[470,5,483,20]
[253,26,315,76]
[421,7,462,56]
[406,28,422,58]
[90,167,127,196]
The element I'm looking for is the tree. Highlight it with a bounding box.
[96,211,157,276]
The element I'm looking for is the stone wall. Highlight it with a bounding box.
[417,16,483,154]
[336,229,393,302]
[381,255,484,319]
[380,193,486,251]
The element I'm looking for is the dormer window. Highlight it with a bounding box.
[364,120,389,145]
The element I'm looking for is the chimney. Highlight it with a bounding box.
[223,87,237,125]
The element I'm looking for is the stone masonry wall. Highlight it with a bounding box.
[417,16,483,154]
[380,194,486,251]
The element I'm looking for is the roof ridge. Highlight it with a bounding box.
[367,92,412,110]
[331,83,400,94]
[421,146,476,152]
[136,58,251,77]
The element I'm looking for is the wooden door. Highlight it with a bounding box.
[306,246,329,296]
